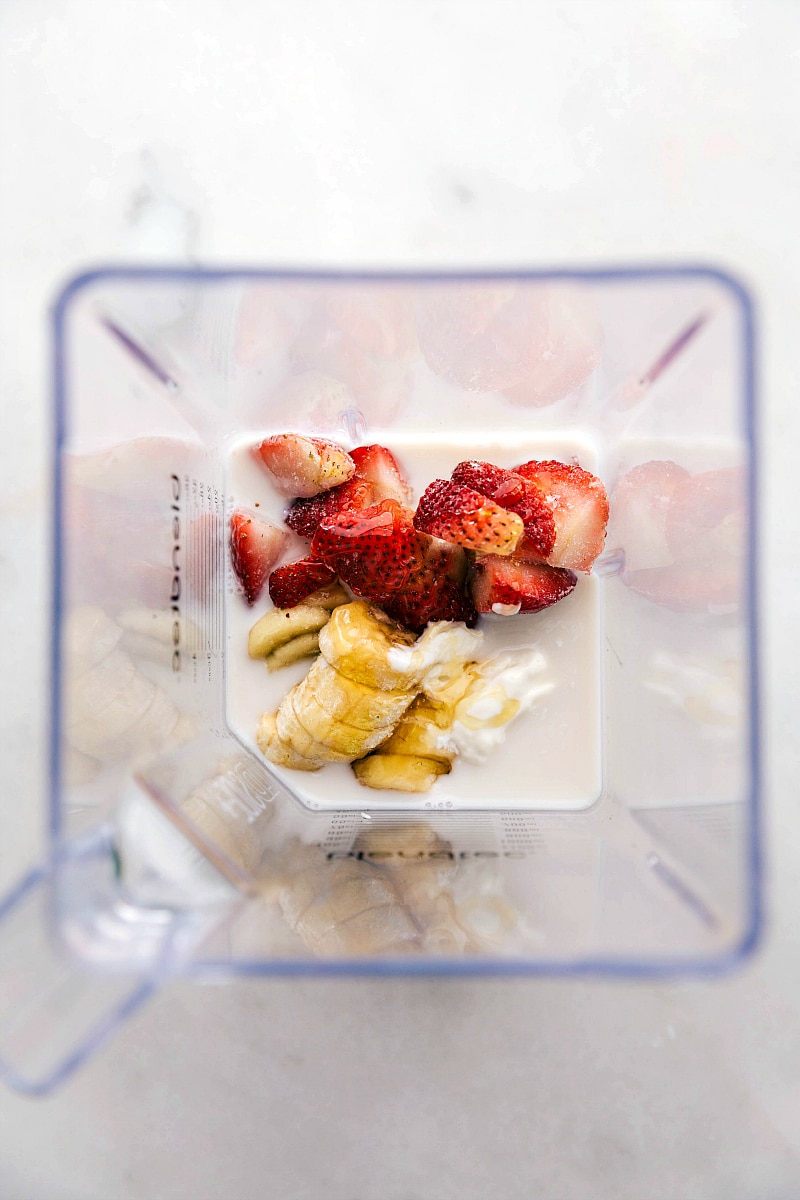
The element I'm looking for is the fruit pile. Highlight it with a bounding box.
[230,433,609,631]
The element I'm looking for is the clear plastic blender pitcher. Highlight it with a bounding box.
[0,266,760,1094]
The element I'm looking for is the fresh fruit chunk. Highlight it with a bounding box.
[284,476,372,539]
[229,509,289,605]
[513,460,608,572]
[260,606,423,770]
[353,753,450,793]
[253,433,355,497]
[374,695,455,766]
[413,479,524,556]
[302,655,413,731]
[256,712,321,771]
[450,460,555,557]
[247,603,332,659]
[304,581,351,610]
[610,460,691,572]
[312,500,476,632]
[268,557,337,608]
[265,632,321,671]
[312,500,416,592]
[290,675,412,759]
[284,442,408,539]
[471,554,577,614]
[349,444,410,503]
[317,600,419,691]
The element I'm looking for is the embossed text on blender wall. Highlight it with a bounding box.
[170,474,181,673]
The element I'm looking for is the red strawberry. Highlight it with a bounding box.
[413,479,524,555]
[312,499,475,632]
[253,433,355,497]
[284,476,373,539]
[268,557,337,608]
[285,442,409,539]
[472,553,577,615]
[229,509,289,605]
[450,460,555,558]
[349,444,410,503]
[514,460,608,572]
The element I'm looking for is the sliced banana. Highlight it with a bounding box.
[301,656,413,732]
[305,582,350,610]
[353,753,450,793]
[318,600,418,690]
[248,603,331,659]
[273,688,352,764]
[265,631,320,671]
[376,696,454,766]
[257,602,423,770]
[256,712,321,772]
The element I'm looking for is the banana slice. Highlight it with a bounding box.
[256,712,321,772]
[376,696,454,765]
[274,687,353,764]
[291,682,403,759]
[302,657,413,732]
[265,631,321,671]
[318,600,419,690]
[353,754,450,792]
[248,603,331,659]
[305,582,350,610]
[258,602,424,771]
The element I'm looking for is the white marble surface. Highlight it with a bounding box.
[1,1,799,1196]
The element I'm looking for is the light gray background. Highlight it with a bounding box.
[1,2,799,1197]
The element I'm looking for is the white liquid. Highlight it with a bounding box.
[225,432,602,812]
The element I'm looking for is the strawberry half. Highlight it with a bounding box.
[253,433,355,497]
[450,459,555,558]
[471,553,577,615]
[413,479,524,556]
[229,509,289,605]
[312,499,475,632]
[284,476,373,539]
[285,442,409,539]
[349,444,410,503]
[267,556,337,609]
[514,460,608,572]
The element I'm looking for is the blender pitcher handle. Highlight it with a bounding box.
[0,828,234,1096]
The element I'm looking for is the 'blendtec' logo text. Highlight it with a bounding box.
[171,474,181,673]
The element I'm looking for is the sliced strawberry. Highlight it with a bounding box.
[284,476,373,539]
[514,460,608,572]
[312,499,475,632]
[349,444,410,503]
[253,433,355,498]
[229,509,289,605]
[413,479,524,556]
[285,442,409,539]
[450,460,555,558]
[268,557,337,608]
[472,553,577,615]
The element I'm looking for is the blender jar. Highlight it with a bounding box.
[0,266,760,1094]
